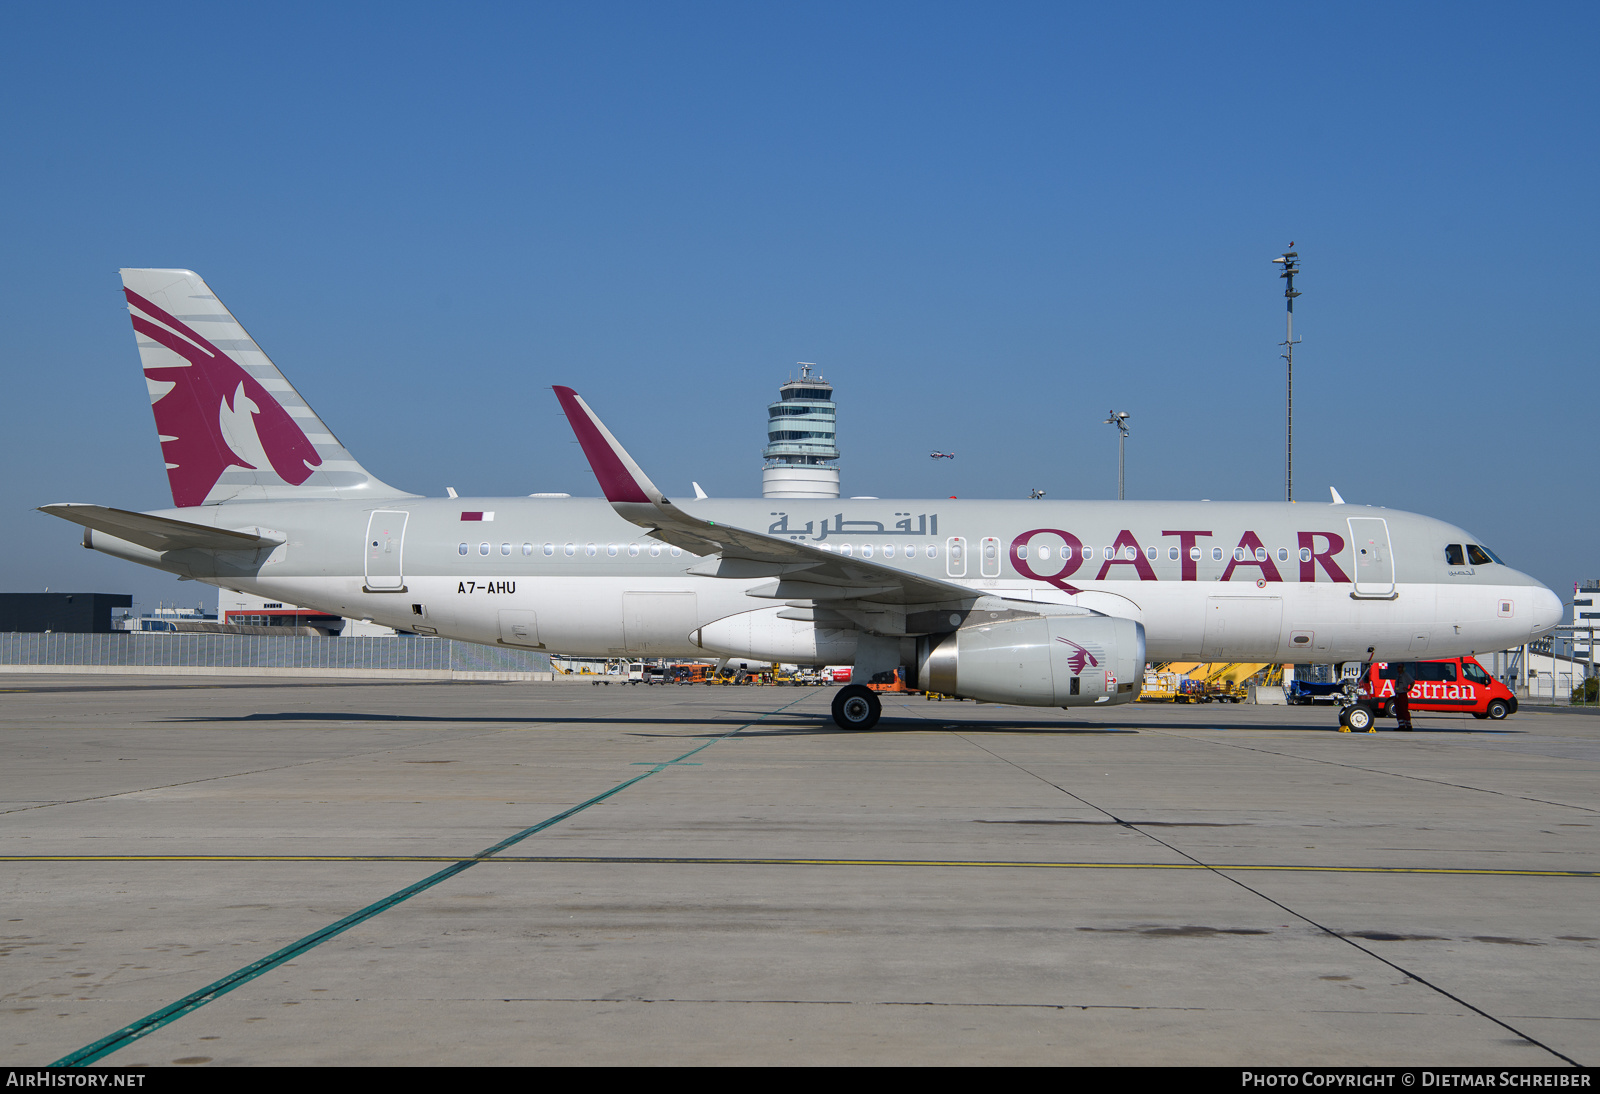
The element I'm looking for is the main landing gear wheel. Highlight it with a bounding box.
[832,684,882,730]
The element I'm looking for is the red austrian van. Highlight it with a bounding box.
[1354,657,1518,724]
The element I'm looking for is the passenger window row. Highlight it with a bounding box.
[446,535,1463,572]
[1010,543,1315,564]
[817,544,938,559]
[456,542,685,558]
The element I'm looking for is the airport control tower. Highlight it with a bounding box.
[761,363,840,498]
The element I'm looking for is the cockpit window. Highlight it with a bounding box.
[1466,544,1496,566]
[1445,544,1465,566]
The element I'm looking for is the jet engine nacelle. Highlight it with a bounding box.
[918,615,1145,707]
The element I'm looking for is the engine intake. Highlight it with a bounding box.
[919,615,1144,707]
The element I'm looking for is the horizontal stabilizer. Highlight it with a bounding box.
[38,504,284,553]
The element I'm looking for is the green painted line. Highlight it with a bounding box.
[53,694,809,1067]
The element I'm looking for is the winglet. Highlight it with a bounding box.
[1329,486,1346,505]
[552,387,666,507]
[549,389,987,603]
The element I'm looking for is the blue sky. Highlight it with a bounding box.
[2,2,1594,609]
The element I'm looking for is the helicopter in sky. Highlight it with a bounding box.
[929,451,955,459]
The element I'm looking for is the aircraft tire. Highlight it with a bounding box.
[1345,705,1374,732]
[1486,699,1510,720]
[832,685,882,731]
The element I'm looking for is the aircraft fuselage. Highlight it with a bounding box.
[87,495,1560,665]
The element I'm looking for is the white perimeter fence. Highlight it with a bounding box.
[0,633,555,680]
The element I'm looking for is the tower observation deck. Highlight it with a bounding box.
[761,363,840,499]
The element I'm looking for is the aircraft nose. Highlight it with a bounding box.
[1530,585,1564,638]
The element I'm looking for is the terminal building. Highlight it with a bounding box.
[119,603,217,631]
[761,364,840,499]
[217,591,400,637]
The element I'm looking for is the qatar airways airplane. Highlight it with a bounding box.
[41,269,1562,730]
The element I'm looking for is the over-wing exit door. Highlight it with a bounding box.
[364,511,408,592]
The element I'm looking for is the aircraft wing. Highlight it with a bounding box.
[38,504,285,553]
[554,387,975,607]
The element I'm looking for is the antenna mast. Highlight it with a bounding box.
[1272,247,1302,502]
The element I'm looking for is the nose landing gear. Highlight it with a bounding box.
[1336,675,1377,732]
[1338,703,1376,732]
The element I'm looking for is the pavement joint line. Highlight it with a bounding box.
[945,727,1584,1068]
[50,690,813,1068]
[1146,728,1597,814]
[5,855,1598,877]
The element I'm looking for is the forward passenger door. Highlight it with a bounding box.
[1348,517,1395,598]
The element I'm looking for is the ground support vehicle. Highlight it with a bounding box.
[773,666,828,686]
[1338,656,1518,730]
[1286,680,1345,705]
[667,663,711,685]
[1158,662,1275,703]
[1138,668,1185,702]
[867,668,914,694]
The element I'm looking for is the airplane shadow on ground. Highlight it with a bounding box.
[161,710,1525,736]
[166,709,827,729]
[165,709,1136,735]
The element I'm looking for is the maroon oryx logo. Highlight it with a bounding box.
[126,288,322,507]
[1055,636,1100,676]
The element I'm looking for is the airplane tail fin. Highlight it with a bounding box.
[120,269,413,507]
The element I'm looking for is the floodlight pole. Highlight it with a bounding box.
[1103,411,1130,500]
[1273,249,1302,502]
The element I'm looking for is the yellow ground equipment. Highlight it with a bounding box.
[1141,662,1283,703]
[1139,665,1185,701]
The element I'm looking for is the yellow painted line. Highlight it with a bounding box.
[3,855,1595,877]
